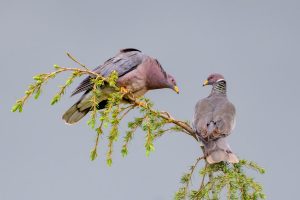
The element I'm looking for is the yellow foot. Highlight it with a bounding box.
[136,101,147,108]
[120,87,129,94]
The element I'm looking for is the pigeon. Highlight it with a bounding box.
[193,73,239,164]
[63,48,179,124]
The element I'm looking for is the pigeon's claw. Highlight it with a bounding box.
[120,87,129,94]
[135,101,147,108]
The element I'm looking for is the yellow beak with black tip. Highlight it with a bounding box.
[173,85,180,94]
[203,80,209,86]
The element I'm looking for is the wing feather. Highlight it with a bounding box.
[71,49,144,96]
[193,96,236,141]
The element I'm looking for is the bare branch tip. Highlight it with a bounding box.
[66,51,89,70]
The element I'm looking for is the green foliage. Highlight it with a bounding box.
[121,117,144,157]
[87,76,105,129]
[175,159,266,200]
[90,147,98,161]
[51,71,81,105]
[12,53,265,199]
[11,64,86,112]
[174,157,203,200]
[11,67,61,112]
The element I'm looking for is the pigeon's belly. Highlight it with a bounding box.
[127,78,148,97]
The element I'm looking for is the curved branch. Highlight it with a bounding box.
[130,98,199,141]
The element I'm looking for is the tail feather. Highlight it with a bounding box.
[62,83,120,124]
[204,137,239,164]
[63,88,110,124]
[62,99,108,125]
[62,102,90,124]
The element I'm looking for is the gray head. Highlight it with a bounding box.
[203,73,227,95]
[166,74,179,94]
[203,73,225,86]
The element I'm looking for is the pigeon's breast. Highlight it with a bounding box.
[117,68,147,97]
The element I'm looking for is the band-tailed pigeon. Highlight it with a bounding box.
[63,48,179,124]
[193,73,239,164]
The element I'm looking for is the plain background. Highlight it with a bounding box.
[1,0,299,199]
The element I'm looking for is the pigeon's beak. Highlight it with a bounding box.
[203,80,209,86]
[173,85,180,94]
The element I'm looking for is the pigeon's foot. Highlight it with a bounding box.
[120,87,129,94]
[135,101,147,108]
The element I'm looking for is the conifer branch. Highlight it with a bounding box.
[12,53,266,200]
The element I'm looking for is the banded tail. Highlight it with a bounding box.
[203,137,239,164]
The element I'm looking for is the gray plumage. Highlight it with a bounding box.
[193,73,239,164]
[63,48,179,124]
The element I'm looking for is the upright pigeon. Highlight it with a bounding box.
[193,73,239,164]
[63,48,179,124]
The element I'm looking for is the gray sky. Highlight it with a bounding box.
[1,0,299,199]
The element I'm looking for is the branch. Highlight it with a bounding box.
[129,97,199,141]
[12,53,265,200]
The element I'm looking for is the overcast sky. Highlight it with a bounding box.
[1,0,299,199]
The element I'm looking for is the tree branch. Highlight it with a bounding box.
[129,97,199,141]
[12,53,266,200]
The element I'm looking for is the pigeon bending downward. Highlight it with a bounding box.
[63,48,179,124]
[193,73,239,164]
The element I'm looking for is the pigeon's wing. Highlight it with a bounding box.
[192,98,214,139]
[193,97,236,141]
[71,48,144,96]
[212,100,236,136]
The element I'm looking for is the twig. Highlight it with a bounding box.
[94,121,104,151]
[119,105,135,121]
[56,66,101,77]
[200,163,208,190]
[153,128,173,138]
[209,172,217,200]
[187,156,205,188]
[66,52,89,70]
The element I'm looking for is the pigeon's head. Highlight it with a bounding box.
[203,73,225,86]
[166,74,179,94]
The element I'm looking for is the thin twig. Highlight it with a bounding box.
[153,128,173,138]
[94,120,104,150]
[66,52,89,70]
[56,66,101,77]
[227,182,231,200]
[200,163,208,190]
[209,172,218,200]
[186,156,205,189]
[119,105,135,121]
[120,104,135,112]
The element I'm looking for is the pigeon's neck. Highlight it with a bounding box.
[147,71,168,90]
[211,80,227,95]
[145,59,169,90]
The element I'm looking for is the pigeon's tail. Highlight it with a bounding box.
[62,101,90,124]
[203,137,239,164]
[62,92,107,124]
